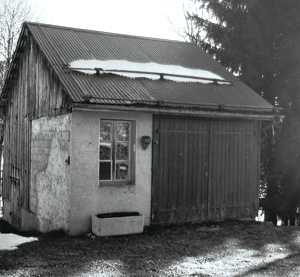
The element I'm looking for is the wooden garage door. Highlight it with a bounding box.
[151,116,260,224]
[152,116,210,224]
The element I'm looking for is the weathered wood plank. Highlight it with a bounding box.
[173,118,180,211]
[167,118,175,211]
[2,34,71,219]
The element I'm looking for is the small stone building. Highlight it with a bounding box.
[0,22,279,235]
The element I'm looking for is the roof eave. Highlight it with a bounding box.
[72,102,282,121]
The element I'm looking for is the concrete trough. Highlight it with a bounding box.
[92,212,144,237]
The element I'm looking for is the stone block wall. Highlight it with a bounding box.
[30,114,71,233]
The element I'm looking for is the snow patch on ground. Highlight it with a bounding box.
[69,60,228,84]
[0,233,38,250]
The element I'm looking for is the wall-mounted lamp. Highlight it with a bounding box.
[141,136,151,150]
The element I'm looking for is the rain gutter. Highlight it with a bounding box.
[72,103,283,122]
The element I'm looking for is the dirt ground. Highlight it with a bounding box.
[0,219,300,277]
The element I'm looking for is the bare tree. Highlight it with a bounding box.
[0,0,39,202]
[165,0,209,44]
[0,0,39,90]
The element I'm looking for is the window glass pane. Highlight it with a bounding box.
[99,162,111,180]
[116,142,129,160]
[116,123,129,141]
[100,122,112,141]
[100,142,112,160]
[115,161,129,180]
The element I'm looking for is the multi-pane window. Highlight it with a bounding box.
[99,120,134,183]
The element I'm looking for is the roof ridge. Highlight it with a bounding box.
[25,21,192,45]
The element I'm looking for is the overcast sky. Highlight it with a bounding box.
[30,0,190,41]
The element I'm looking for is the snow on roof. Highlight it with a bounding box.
[69,60,230,85]
[0,233,38,250]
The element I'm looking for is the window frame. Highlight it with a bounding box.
[99,119,136,186]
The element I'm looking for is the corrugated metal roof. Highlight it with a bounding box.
[4,22,276,113]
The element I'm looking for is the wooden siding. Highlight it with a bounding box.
[152,116,261,224]
[2,33,71,225]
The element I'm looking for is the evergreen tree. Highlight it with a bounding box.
[184,0,300,224]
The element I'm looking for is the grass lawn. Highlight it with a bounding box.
[0,219,300,276]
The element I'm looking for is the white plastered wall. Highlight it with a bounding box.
[69,110,152,235]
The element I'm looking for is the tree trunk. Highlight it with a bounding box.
[265,209,277,225]
[289,213,296,226]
